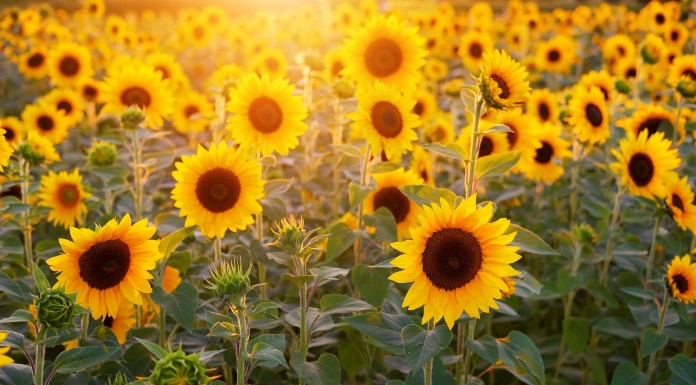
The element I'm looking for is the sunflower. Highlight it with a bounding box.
[18,46,49,79]
[100,62,174,129]
[145,52,188,90]
[518,123,571,183]
[102,298,135,345]
[226,73,308,156]
[425,117,455,145]
[491,109,542,155]
[602,34,635,64]
[579,70,614,102]
[37,169,91,229]
[413,88,438,123]
[333,2,358,33]
[46,213,161,319]
[341,14,426,89]
[250,48,287,79]
[0,130,11,173]
[389,195,522,328]
[667,255,696,304]
[568,86,610,145]
[163,265,182,293]
[171,141,264,239]
[171,91,213,134]
[613,58,638,81]
[410,146,435,186]
[423,57,448,82]
[347,81,419,160]
[457,121,510,159]
[663,22,688,49]
[536,35,576,74]
[77,78,100,103]
[0,332,13,367]
[616,103,681,140]
[21,102,70,144]
[83,0,105,18]
[611,131,680,200]
[479,49,531,111]
[668,55,696,86]
[526,88,558,124]
[1,116,24,147]
[639,34,667,65]
[325,50,346,82]
[664,175,696,233]
[459,31,494,74]
[43,88,85,127]
[186,17,212,47]
[505,23,529,54]
[20,132,60,165]
[364,168,423,238]
[48,42,93,87]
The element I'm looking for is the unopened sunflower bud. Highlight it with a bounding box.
[572,223,597,245]
[148,349,211,385]
[205,260,251,305]
[108,373,129,385]
[87,141,117,167]
[120,107,145,130]
[304,52,324,72]
[615,79,631,94]
[640,35,665,65]
[35,288,79,329]
[676,77,696,99]
[270,215,305,255]
[332,79,355,99]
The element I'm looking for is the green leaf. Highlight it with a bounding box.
[497,331,545,385]
[400,185,456,207]
[583,350,608,385]
[333,144,361,158]
[349,182,372,211]
[0,309,35,324]
[32,262,50,295]
[507,225,558,255]
[319,294,375,315]
[53,346,119,374]
[264,178,295,198]
[164,282,199,332]
[246,342,288,369]
[338,330,368,376]
[481,124,513,134]
[246,299,280,321]
[669,354,696,385]
[371,162,402,174]
[364,207,397,243]
[159,226,196,260]
[640,327,669,358]
[620,287,655,300]
[300,352,341,385]
[0,364,33,385]
[208,322,238,339]
[562,317,589,355]
[325,223,358,262]
[310,266,349,287]
[585,279,618,309]
[610,361,648,385]
[401,324,453,372]
[421,142,467,161]
[351,264,390,307]
[343,312,413,354]
[466,336,499,364]
[281,274,315,288]
[593,317,640,339]
[135,338,167,360]
[167,251,192,274]
[556,269,581,296]
[248,334,286,353]
[475,150,522,179]
[0,271,33,304]
[0,331,26,349]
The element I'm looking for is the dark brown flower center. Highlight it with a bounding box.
[655,13,665,25]
[671,193,684,212]
[490,74,510,99]
[120,87,151,109]
[626,67,637,79]
[103,316,114,328]
[364,38,403,78]
[585,104,603,127]
[184,105,199,119]
[83,85,98,100]
[266,58,279,72]
[193,25,205,40]
[57,100,72,114]
[57,183,80,208]
[0,185,22,200]
[639,117,666,137]
[27,52,45,68]
[670,31,679,42]
[628,153,654,187]
[682,69,696,81]
[479,136,494,157]
[534,141,554,164]
[155,66,171,80]
[59,56,80,77]
[506,123,518,148]
[195,167,241,213]
[3,127,15,141]
[413,101,424,117]
[618,46,626,56]
[469,42,482,58]
[547,49,560,62]
[79,239,131,290]
[37,115,54,132]
[370,101,402,138]
[538,102,550,121]
[422,228,483,291]
[331,62,344,77]
[248,96,283,133]
[373,186,410,223]
[673,274,688,293]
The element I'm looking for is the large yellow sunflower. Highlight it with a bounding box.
[37,169,91,229]
[610,131,680,200]
[665,175,696,233]
[479,49,531,111]
[348,81,419,160]
[102,298,135,345]
[526,88,558,124]
[568,86,610,145]
[667,255,696,304]
[617,103,682,141]
[389,195,522,329]
[48,42,93,87]
[341,14,426,89]
[21,102,70,144]
[46,214,161,320]
[364,168,423,239]
[226,73,308,156]
[1,117,24,147]
[171,141,265,239]
[518,123,571,183]
[100,62,174,129]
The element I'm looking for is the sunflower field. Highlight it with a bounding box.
[1,0,696,384]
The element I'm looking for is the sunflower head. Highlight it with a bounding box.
[332,79,356,99]
[35,287,83,329]
[120,106,146,130]
[478,49,531,111]
[87,141,118,167]
[206,260,251,306]
[37,169,91,229]
[148,349,212,385]
[667,255,696,304]
[676,76,696,99]
[18,132,60,166]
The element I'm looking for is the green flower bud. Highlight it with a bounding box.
[35,288,79,329]
[270,215,306,255]
[615,79,631,94]
[332,79,355,99]
[87,141,118,167]
[121,107,146,130]
[148,349,211,385]
[108,373,129,385]
[676,77,696,99]
[18,142,45,166]
[572,223,597,245]
[205,260,251,305]
[303,52,324,72]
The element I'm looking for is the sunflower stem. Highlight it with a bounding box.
[461,318,477,385]
[255,151,267,299]
[298,257,309,371]
[644,215,663,290]
[331,96,344,218]
[34,326,45,385]
[158,304,166,348]
[214,237,222,263]
[353,145,371,267]
[465,96,483,198]
[81,313,89,339]
[569,137,581,227]
[19,158,34,273]
[646,289,670,381]
[234,306,248,385]
[599,180,624,286]
[424,320,435,385]
[129,128,143,221]
[455,322,465,383]
[672,95,683,143]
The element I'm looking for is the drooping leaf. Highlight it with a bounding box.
[401,324,453,372]
[53,346,120,374]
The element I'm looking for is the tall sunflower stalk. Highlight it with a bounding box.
[18,157,34,273]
